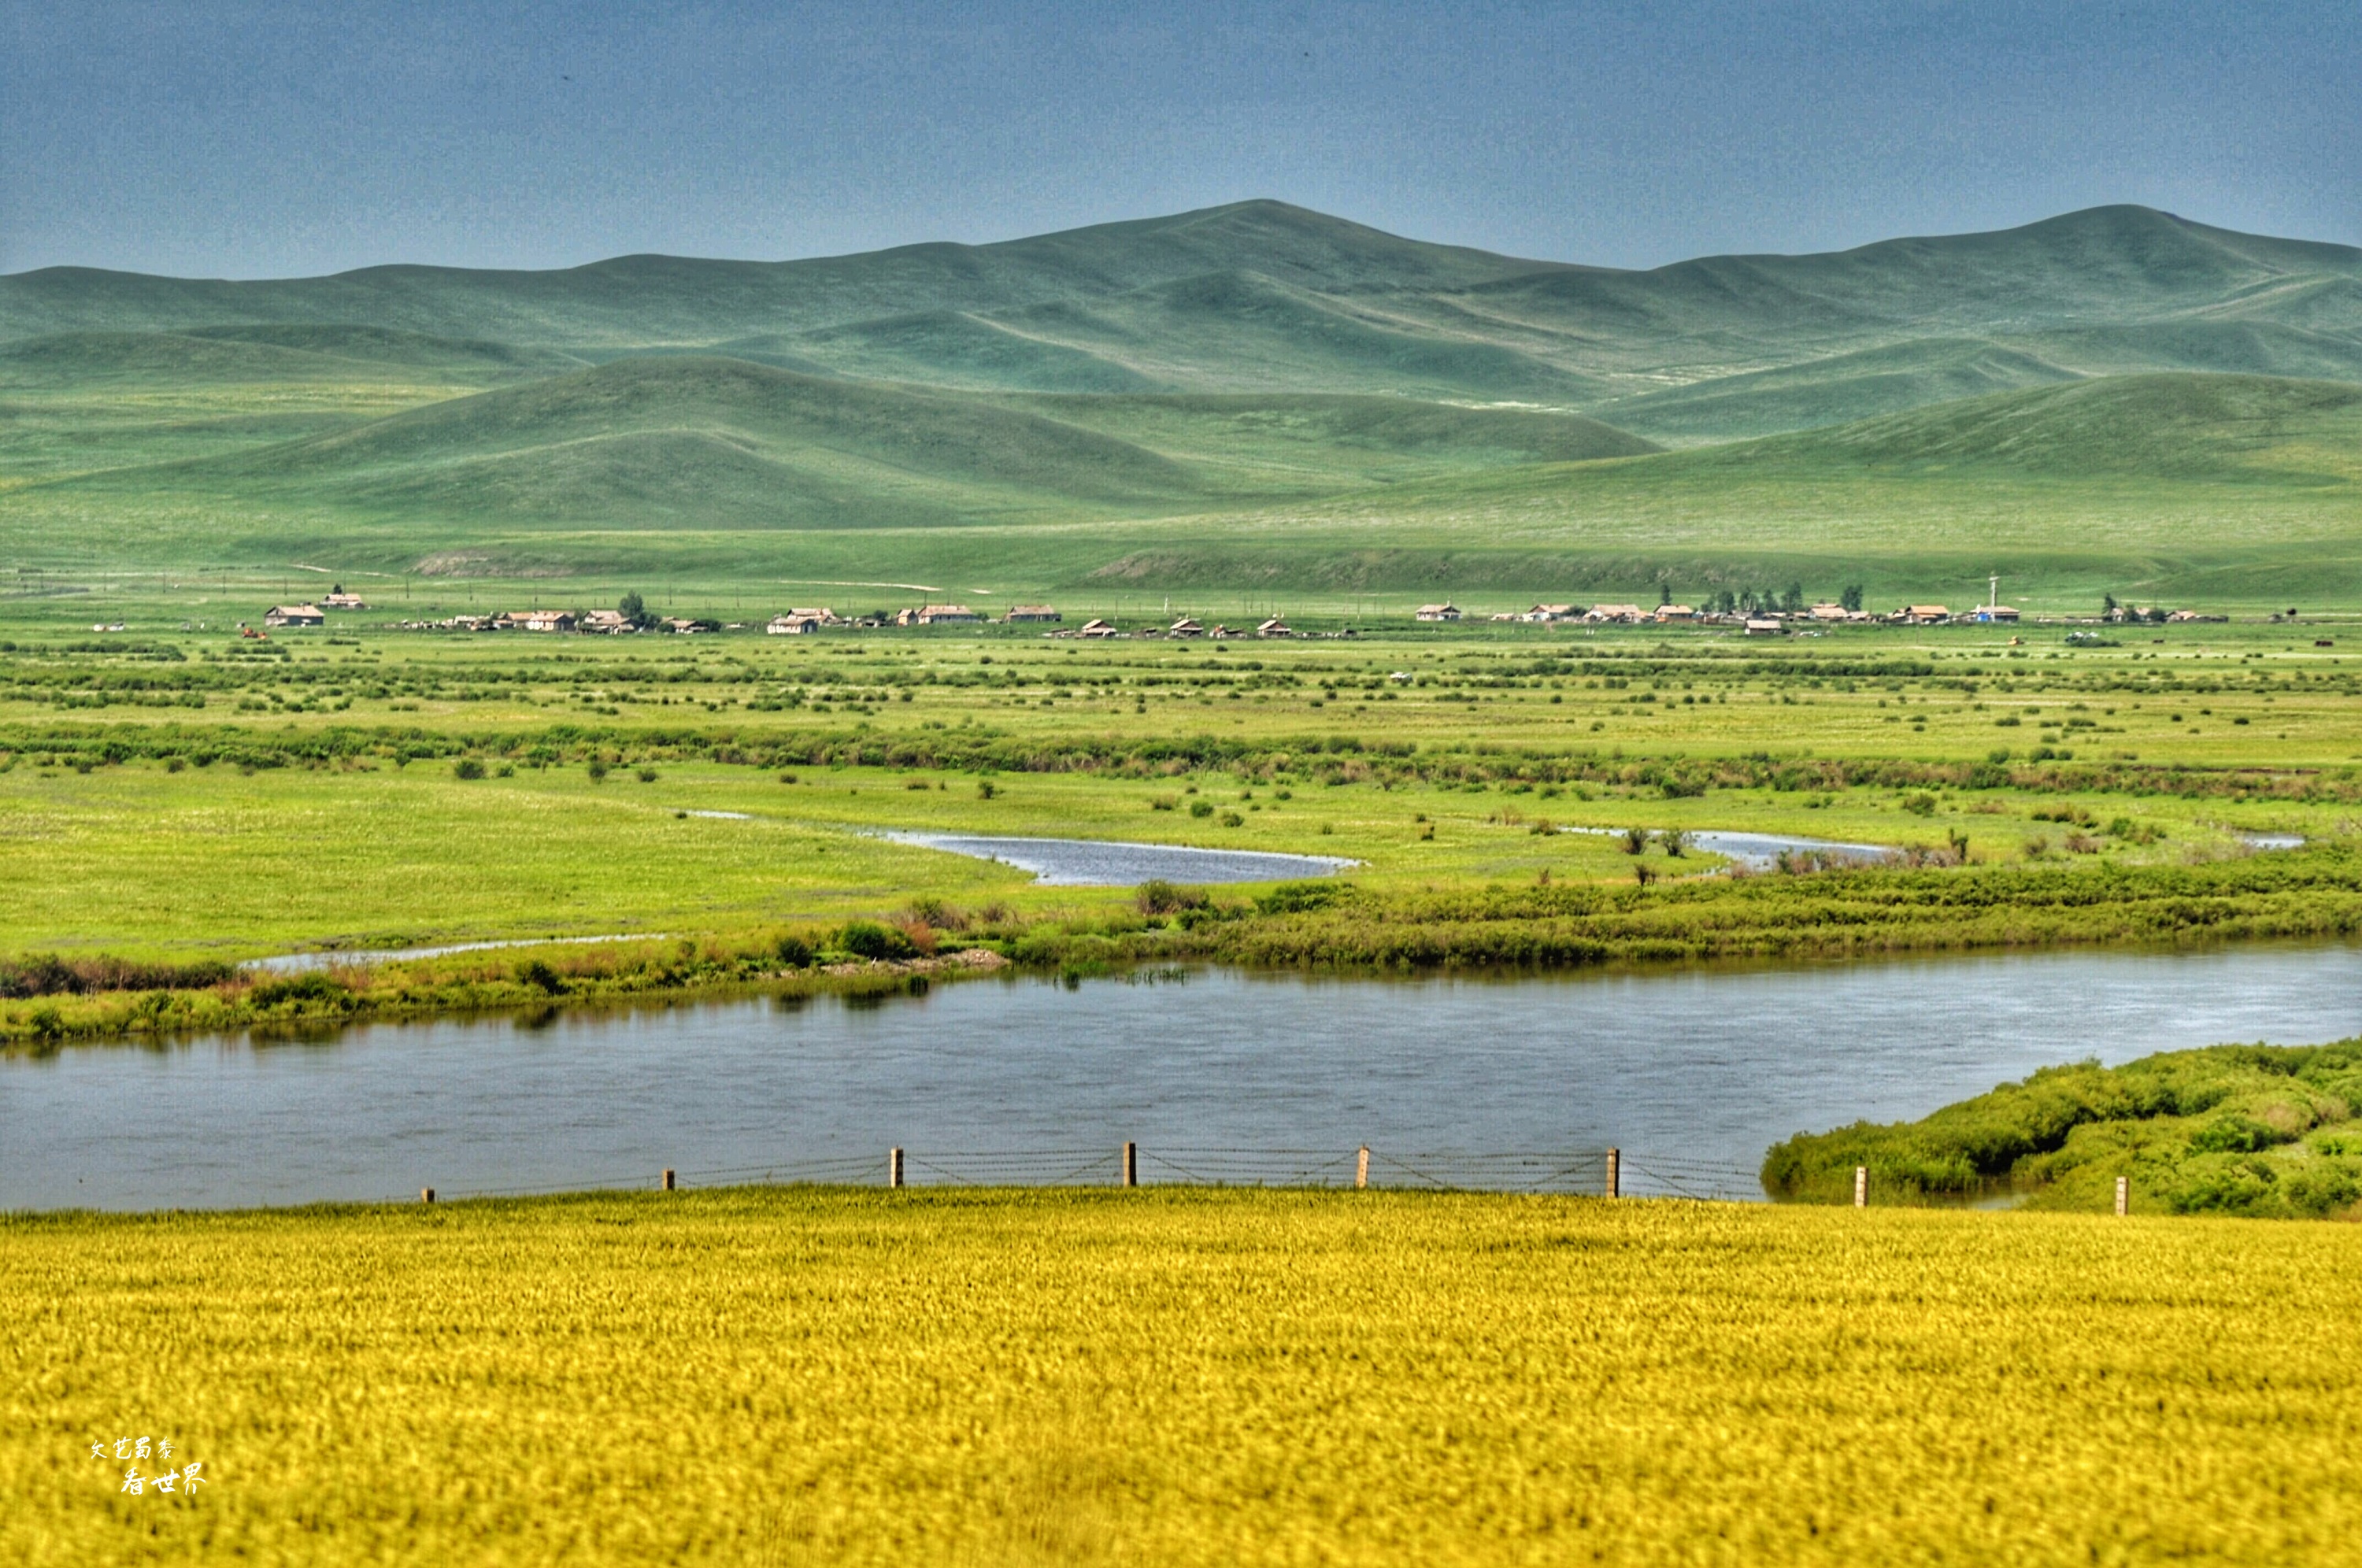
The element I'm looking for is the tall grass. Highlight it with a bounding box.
[9,1189,2362,1565]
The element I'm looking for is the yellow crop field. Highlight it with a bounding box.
[7,1188,2362,1566]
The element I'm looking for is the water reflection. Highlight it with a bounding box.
[6,944,2358,1211]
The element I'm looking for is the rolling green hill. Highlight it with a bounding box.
[1701,372,2362,483]
[35,359,1659,534]
[3,201,2361,607]
[0,202,1553,346]
[1597,339,2084,441]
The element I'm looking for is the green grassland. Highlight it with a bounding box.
[0,620,2356,983]
[1764,1036,2362,1219]
[4,200,2362,1026]
[9,1189,2362,1566]
[5,201,2361,608]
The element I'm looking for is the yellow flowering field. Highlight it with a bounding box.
[6,1188,2361,1566]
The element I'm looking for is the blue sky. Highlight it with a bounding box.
[4,0,2355,277]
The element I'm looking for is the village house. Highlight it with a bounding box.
[767,613,824,634]
[262,604,325,627]
[1414,602,1461,622]
[916,604,979,625]
[1653,604,1697,623]
[1809,602,1849,621]
[1523,603,1577,623]
[1256,617,1293,637]
[1892,605,1950,625]
[1168,617,1205,638]
[321,591,368,609]
[579,609,635,634]
[1581,604,1646,624]
[1968,605,2021,623]
[493,609,577,633]
[1004,605,1061,623]
[1744,616,1786,636]
[1077,617,1120,638]
[661,616,705,634]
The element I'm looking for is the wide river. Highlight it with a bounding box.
[5,943,2359,1211]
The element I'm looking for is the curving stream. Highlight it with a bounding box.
[6,942,2358,1211]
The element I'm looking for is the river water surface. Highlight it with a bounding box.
[6,944,2358,1211]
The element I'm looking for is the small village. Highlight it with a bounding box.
[248,590,2229,639]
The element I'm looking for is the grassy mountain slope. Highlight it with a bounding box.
[2008,320,2362,383]
[0,202,1552,346]
[35,358,1655,534]
[9,202,2353,409]
[0,326,576,389]
[1061,371,2362,601]
[1709,373,2362,483]
[722,313,1168,392]
[5,203,2362,605]
[1431,206,2362,390]
[1017,392,1653,468]
[10,368,2353,611]
[1597,339,2083,441]
[173,357,1211,527]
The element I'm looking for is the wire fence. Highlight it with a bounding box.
[418,1145,1768,1204]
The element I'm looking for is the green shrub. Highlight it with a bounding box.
[2188,1115,2295,1155]
[1137,880,1208,916]
[248,971,349,1008]
[516,960,566,995]
[1254,881,1346,915]
[453,758,487,780]
[837,921,916,961]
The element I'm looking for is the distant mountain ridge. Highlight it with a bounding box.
[5,202,2359,437]
[6,200,2362,605]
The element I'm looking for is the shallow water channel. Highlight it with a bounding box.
[6,944,2359,1211]
[872,830,1357,885]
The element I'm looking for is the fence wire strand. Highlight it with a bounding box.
[418,1147,1766,1203]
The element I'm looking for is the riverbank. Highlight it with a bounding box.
[9,1188,2362,1566]
[1764,1035,2362,1216]
[6,844,2360,1047]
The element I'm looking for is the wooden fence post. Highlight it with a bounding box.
[1854,1167,1867,1207]
[662,1168,676,1192]
[2116,1175,2128,1217]
[1122,1141,1138,1187]
[889,1147,904,1189]
[1605,1148,1620,1199]
[420,1188,435,1204]
[1356,1146,1370,1189]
